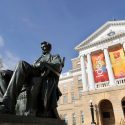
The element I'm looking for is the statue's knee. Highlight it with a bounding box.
[18,60,25,65]
[18,60,31,71]
[18,60,29,68]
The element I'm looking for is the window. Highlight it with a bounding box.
[81,112,84,125]
[78,87,83,98]
[71,82,74,90]
[58,98,60,105]
[77,61,81,68]
[59,114,63,119]
[77,61,80,65]
[63,94,68,104]
[63,83,67,92]
[71,93,75,102]
[72,113,76,125]
[64,114,68,124]
[78,75,82,84]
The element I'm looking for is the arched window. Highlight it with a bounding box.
[72,113,76,125]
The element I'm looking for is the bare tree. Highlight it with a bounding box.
[0,58,3,70]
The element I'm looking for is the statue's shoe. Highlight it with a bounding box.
[0,104,15,114]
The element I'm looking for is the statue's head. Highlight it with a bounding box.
[41,41,52,54]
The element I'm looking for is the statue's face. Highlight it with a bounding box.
[41,43,50,54]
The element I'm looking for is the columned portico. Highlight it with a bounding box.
[87,53,95,90]
[80,55,88,91]
[103,48,115,86]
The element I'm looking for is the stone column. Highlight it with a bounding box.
[80,55,88,91]
[87,53,95,90]
[103,48,115,85]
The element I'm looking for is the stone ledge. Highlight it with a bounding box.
[0,114,66,125]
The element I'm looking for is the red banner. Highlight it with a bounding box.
[92,53,109,83]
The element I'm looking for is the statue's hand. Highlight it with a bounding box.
[33,61,46,69]
[32,63,40,68]
[41,68,50,77]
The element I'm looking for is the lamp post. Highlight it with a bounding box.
[89,100,96,125]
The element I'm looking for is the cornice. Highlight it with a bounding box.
[60,68,81,81]
[60,71,73,80]
[71,56,80,61]
[59,76,73,81]
[78,32,125,51]
[70,68,81,73]
[85,83,125,95]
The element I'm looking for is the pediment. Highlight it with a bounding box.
[75,20,125,51]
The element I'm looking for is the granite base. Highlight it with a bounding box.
[0,114,66,125]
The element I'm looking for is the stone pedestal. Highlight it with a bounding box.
[0,114,66,125]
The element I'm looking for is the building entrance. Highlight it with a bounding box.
[99,99,115,125]
[122,97,125,117]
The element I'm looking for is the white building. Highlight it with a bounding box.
[58,20,125,125]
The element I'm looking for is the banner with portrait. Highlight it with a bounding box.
[109,47,125,79]
[92,52,109,83]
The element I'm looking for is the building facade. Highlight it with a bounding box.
[58,20,125,125]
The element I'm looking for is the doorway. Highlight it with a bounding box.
[122,97,125,117]
[99,99,115,125]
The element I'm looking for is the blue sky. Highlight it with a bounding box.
[0,0,125,72]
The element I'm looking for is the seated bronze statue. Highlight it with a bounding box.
[0,41,64,118]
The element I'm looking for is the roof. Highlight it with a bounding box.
[75,20,125,51]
